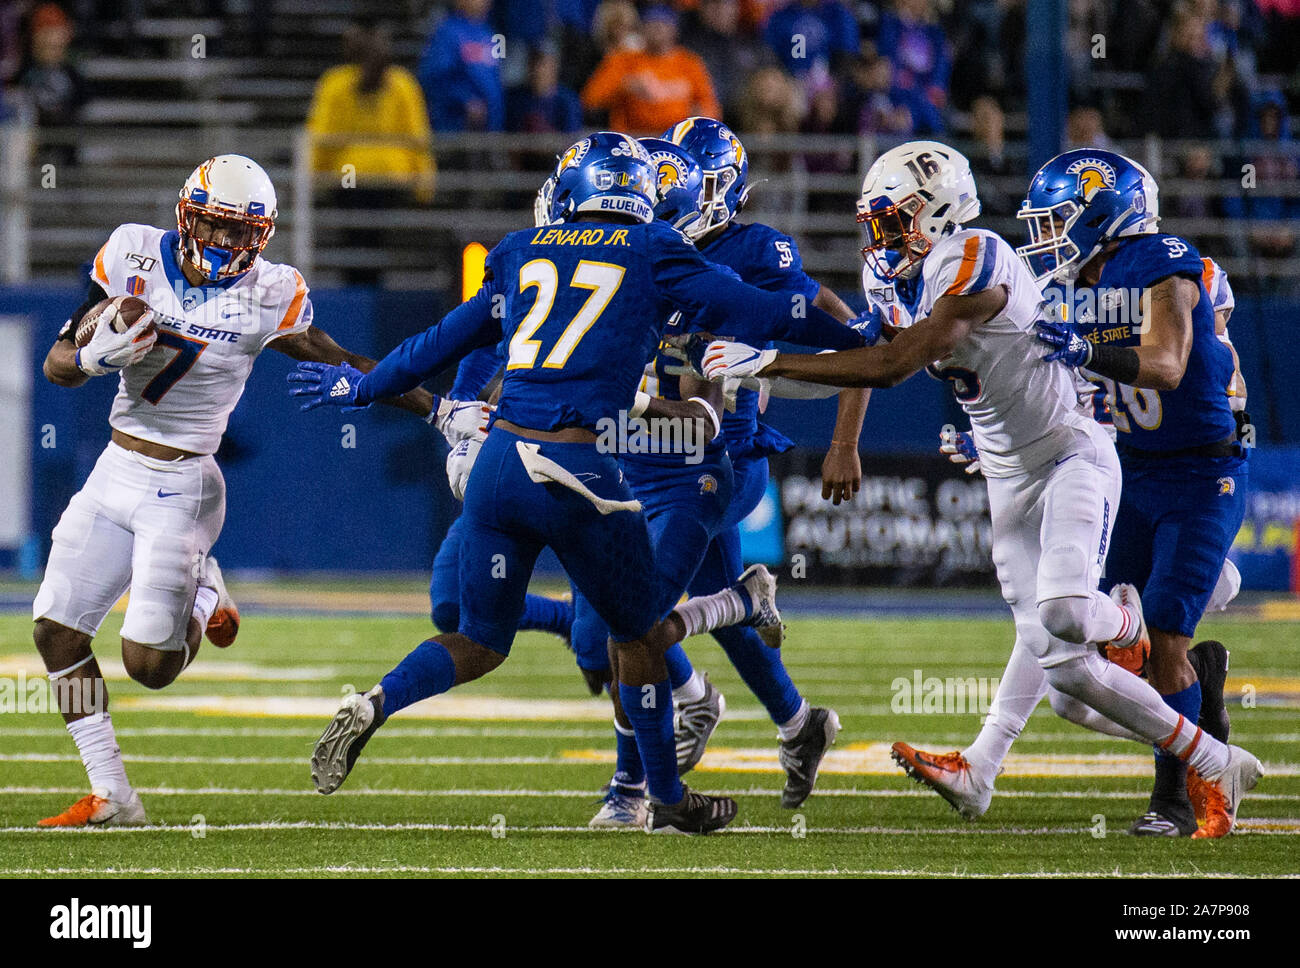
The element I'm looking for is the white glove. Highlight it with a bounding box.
[446,437,482,500]
[77,311,156,376]
[700,340,778,382]
[939,423,982,476]
[430,396,494,444]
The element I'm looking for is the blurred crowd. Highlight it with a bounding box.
[1,0,1298,238]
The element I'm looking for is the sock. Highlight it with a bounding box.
[675,586,748,638]
[192,585,219,628]
[1152,681,1202,802]
[518,594,574,638]
[712,624,802,724]
[618,679,682,805]
[670,661,703,701]
[378,639,457,716]
[613,721,645,790]
[777,699,810,741]
[1045,652,1230,779]
[67,712,131,801]
[963,635,1047,783]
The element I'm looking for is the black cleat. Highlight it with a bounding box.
[1189,640,1231,744]
[646,786,738,835]
[1129,802,1198,837]
[312,686,386,794]
[778,706,841,808]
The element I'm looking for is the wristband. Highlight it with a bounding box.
[1086,342,1140,385]
[629,390,651,419]
[424,393,446,426]
[686,396,721,440]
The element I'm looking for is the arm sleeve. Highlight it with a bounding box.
[355,278,502,405]
[650,227,863,350]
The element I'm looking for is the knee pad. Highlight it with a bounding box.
[1038,542,1093,602]
[1037,596,1092,644]
[121,602,187,651]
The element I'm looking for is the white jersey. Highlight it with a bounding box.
[72,223,312,454]
[862,229,1094,478]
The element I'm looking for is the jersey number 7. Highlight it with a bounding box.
[142,330,207,404]
[507,259,626,371]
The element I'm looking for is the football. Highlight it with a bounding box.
[74,294,152,347]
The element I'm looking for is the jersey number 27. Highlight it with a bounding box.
[507,259,625,371]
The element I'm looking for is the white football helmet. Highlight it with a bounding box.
[176,154,277,281]
[856,141,981,281]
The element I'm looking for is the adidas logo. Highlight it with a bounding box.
[329,377,351,398]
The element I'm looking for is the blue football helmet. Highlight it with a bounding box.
[548,132,656,225]
[662,117,749,238]
[638,137,705,237]
[1016,148,1159,283]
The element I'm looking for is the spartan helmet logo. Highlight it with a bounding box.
[558,139,590,173]
[1066,158,1117,200]
[657,159,682,193]
[728,134,744,167]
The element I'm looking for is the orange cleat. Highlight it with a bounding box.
[202,556,240,648]
[1191,746,1263,840]
[891,741,993,820]
[1103,584,1150,676]
[38,788,147,827]
[1186,765,1209,825]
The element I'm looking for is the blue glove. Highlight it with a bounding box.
[1035,317,1094,368]
[286,360,369,412]
[850,306,884,346]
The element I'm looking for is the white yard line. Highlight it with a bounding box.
[0,864,1293,878]
[4,785,1300,802]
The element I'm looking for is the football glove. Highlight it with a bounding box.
[1035,317,1093,368]
[428,395,493,444]
[446,437,482,501]
[850,306,884,346]
[939,424,981,475]
[76,311,157,376]
[286,360,368,412]
[701,340,778,382]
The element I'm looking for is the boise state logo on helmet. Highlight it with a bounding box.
[548,133,655,225]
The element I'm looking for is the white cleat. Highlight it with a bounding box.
[737,564,784,648]
[38,787,148,828]
[891,742,994,820]
[589,784,649,828]
[1194,744,1264,839]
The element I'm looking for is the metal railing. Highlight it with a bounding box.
[4,121,1300,294]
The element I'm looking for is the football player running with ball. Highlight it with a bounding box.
[697,141,1262,839]
[34,155,431,827]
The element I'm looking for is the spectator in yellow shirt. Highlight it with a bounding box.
[307,21,436,204]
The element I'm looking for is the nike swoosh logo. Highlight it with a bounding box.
[1055,454,1078,466]
[157,489,182,498]
[97,355,117,369]
[220,308,244,319]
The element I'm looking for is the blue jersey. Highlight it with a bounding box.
[354,218,861,431]
[698,221,823,449]
[450,345,502,400]
[1073,233,1236,455]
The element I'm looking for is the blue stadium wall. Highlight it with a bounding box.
[2,284,1297,589]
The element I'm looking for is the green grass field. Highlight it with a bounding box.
[1,604,1297,878]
